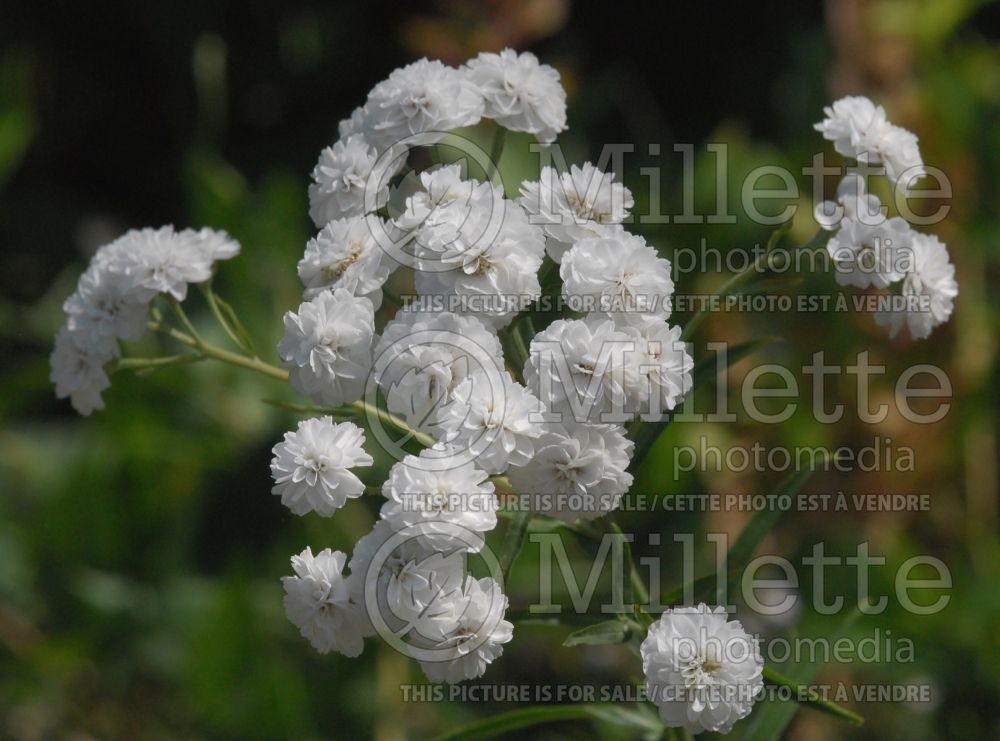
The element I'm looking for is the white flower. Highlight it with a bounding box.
[814,96,925,189]
[519,163,634,263]
[813,174,884,231]
[875,232,958,340]
[178,227,241,262]
[338,105,368,141]
[49,327,113,416]
[613,314,693,418]
[524,316,643,423]
[641,605,764,735]
[270,417,373,517]
[507,421,633,521]
[379,448,497,552]
[63,264,150,353]
[439,370,546,474]
[308,135,403,226]
[363,59,484,151]
[373,309,503,434]
[347,520,466,641]
[109,226,214,301]
[277,288,375,406]
[561,228,673,318]
[826,214,914,289]
[298,215,394,307]
[282,547,367,657]
[415,576,513,683]
[405,172,545,327]
[464,49,567,145]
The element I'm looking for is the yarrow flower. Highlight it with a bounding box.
[814,95,926,189]
[641,605,764,735]
[464,49,567,145]
[519,162,634,263]
[524,316,643,423]
[277,288,375,406]
[347,519,467,641]
[413,576,513,684]
[51,226,240,415]
[398,166,546,327]
[875,232,958,340]
[282,547,368,657]
[308,135,403,227]
[561,228,674,317]
[270,418,373,517]
[612,314,693,417]
[507,421,633,521]
[297,215,395,307]
[363,58,484,151]
[438,370,546,474]
[373,309,503,434]
[379,448,497,552]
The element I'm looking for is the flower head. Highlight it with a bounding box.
[875,232,958,340]
[308,135,402,226]
[363,59,483,151]
[641,605,764,735]
[277,288,375,406]
[270,418,373,516]
[465,49,567,144]
[282,547,368,657]
[519,163,634,263]
[298,215,395,307]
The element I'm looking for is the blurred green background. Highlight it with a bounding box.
[2,0,999,738]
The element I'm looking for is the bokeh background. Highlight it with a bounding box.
[2,0,999,738]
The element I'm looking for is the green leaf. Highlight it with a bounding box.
[432,704,662,741]
[722,452,835,600]
[562,619,640,647]
[498,510,530,578]
[741,607,863,738]
[759,666,864,728]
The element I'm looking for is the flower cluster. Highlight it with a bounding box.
[814,98,958,340]
[50,226,240,414]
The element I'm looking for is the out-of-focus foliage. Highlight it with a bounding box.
[1,1,998,739]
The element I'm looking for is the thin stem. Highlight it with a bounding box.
[200,282,247,353]
[499,510,531,579]
[609,515,651,619]
[167,297,206,348]
[486,125,507,183]
[113,354,204,372]
[681,228,828,341]
[763,666,865,726]
[348,399,435,448]
[149,320,289,381]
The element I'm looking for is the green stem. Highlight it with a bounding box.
[486,125,507,183]
[499,510,531,579]
[199,282,247,352]
[763,666,865,726]
[147,320,431,447]
[608,516,651,621]
[681,228,828,341]
[113,354,204,372]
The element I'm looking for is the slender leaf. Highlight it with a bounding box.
[722,452,835,600]
[760,666,864,727]
[562,619,640,647]
[432,703,662,741]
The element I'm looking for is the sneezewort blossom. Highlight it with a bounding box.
[307,135,402,226]
[814,95,926,189]
[282,547,368,657]
[519,162,634,263]
[49,327,113,416]
[414,576,514,684]
[560,227,674,318]
[506,421,633,521]
[363,58,483,151]
[277,288,375,406]
[270,418,373,517]
[875,232,958,340]
[297,215,395,307]
[373,309,503,434]
[464,48,567,145]
[438,369,546,474]
[379,448,497,553]
[641,605,764,735]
